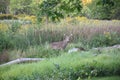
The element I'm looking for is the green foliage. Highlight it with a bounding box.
[9,0,36,15]
[0,0,10,14]
[8,45,62,60]
[83,0,120,20]
[84,32,120,48]
[10,22,21,32]
[92,76,120,80]
[0,31,13,52]
[25,46,61,58]
[111,0,120,20]
[97,0,114,7]
[37,0,82,22]
[0,49,120,80]
[84,0,114,20]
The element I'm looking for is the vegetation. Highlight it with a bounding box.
[84,0,120,20]
[10,0,36,15]
[92,76,120,80]
[0,48,120,80]
[37,0,82,22]
[0,14,18,20]
[0,0,120,80]
[0,19,120,52]
[0,0,10,14]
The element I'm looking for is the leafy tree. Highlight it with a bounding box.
[97,0,114,6]
[37,0,82,22]
[84,0,115,20]
[10,0,36,15]
[111,0,120,19]
[97,0,114,19]
[93,0,120,20]
[0,0,10,14]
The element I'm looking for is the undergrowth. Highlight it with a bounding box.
[0,49,120,80]
[0,20,120,52]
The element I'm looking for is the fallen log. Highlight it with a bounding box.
[92,44,120,50]
[0,58,45,67]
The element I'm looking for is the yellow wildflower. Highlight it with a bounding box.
[0,23,9,32]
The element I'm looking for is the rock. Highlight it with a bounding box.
[68,47,86,54]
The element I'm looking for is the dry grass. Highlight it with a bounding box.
[0,20,120,50]
[32,20,120,43]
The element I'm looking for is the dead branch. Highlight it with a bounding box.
[0,58,45,67]
[92,44,120,50]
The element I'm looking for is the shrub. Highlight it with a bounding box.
[111,0,120,20]
[83,0,115,20]
[82,0,120,20]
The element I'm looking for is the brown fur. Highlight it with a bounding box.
[50,34,72,50]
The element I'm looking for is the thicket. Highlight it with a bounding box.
[83,0,120,20]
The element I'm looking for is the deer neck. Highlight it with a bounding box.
[63,40,69,46]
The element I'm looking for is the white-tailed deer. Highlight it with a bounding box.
[50,34,73,50]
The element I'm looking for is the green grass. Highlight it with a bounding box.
[8,45,62,60]
[0,48,120,80]
[92,76,120,80]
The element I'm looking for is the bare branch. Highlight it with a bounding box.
[0,58,45,67]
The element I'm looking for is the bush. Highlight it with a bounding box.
[111,0,120,20]
[83,0,120,20]
[82,0,114,20]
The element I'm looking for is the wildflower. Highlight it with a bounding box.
[0,23,9,32]
[104,31,111,40]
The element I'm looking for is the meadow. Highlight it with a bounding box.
[0,48,120,80]
[0,17,120,80]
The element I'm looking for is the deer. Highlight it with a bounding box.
[50,34,73,50]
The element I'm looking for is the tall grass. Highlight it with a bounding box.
[0,20,120,49]
[8,45,62,60]
[0,20,120,56]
